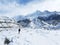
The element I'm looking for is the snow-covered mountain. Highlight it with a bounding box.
[13,10,60,29]
[0,16,18,28]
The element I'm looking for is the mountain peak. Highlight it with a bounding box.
[44,10,50,13]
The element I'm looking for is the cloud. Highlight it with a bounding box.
[16,0,45,5]
[0,0,44,5]
[17,0,33,5]
[0,0,44,17]
[0,0,60,17]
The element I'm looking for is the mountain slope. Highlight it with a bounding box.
[13,10,60,29]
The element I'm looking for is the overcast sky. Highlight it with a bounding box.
[0,0,60,17]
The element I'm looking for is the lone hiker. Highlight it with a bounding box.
[18,28,21,34]
[18,24,22,34]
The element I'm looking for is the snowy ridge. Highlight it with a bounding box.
[0,16,18,28]
[14,10,60,30]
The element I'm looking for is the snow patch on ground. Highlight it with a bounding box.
[0,28,60,45]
